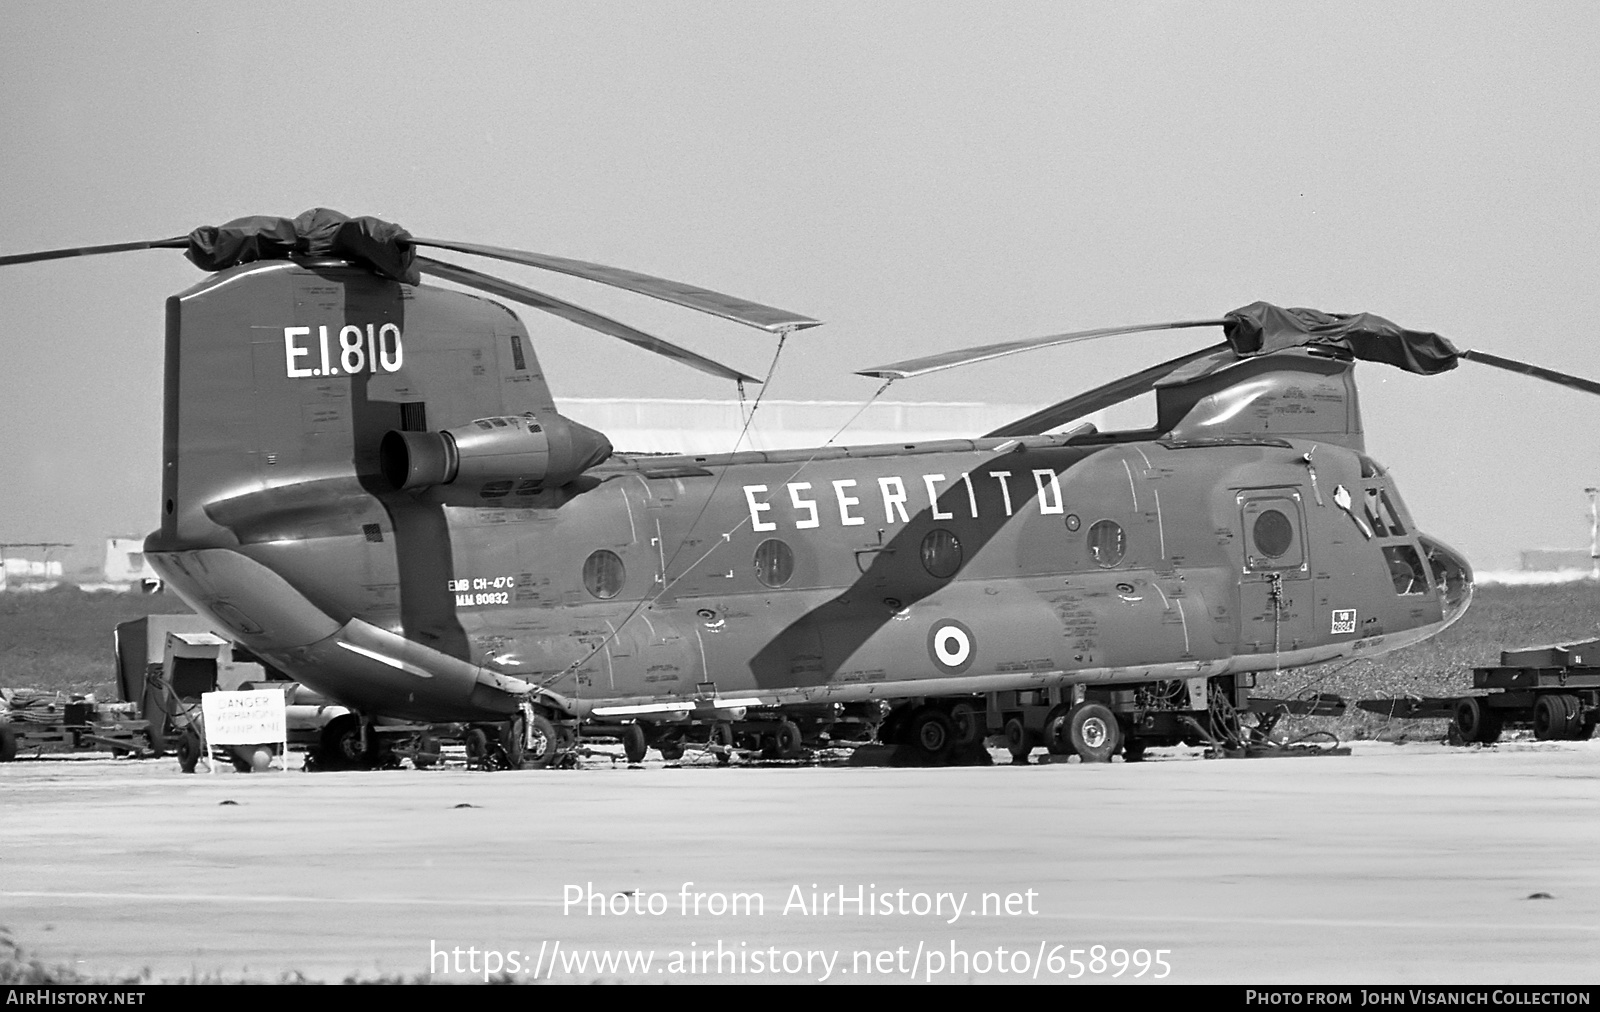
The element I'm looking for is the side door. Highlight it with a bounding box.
[1237,489,1315,655]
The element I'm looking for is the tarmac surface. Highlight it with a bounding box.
[2,738,1597,985]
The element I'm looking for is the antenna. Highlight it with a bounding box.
[1587,488,1599,581]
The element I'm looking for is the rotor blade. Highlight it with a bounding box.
[416,256,761,385]
[410,238,821,334]
[0,236,189,267]
[987,344,1233,437]
[1460,349,1600,398]
[856,319,1228,380]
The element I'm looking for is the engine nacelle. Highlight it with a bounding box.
[380,412,612,491]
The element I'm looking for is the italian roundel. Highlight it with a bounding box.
[927,619,976,674]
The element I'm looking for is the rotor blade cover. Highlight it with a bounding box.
[186,208,421,284]
[1222,302,1459,375]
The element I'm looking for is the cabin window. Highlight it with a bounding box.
[582,550,625,599]
[1087,520,1125,568]
[1252,510,1295,558]
[920,528,963,578]
[754,539,794,588]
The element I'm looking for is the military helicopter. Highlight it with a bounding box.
[5,210,1595,768]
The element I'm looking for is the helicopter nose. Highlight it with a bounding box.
[1419,535,1474,627]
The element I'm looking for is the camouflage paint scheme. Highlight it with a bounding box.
[145,260,1473,724]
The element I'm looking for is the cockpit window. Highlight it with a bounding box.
[1382,545,1428,595]
[1420,536,1471,612]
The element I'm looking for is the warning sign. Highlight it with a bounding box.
[201,690,287,745]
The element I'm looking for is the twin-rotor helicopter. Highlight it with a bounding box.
[6,209,1594,768]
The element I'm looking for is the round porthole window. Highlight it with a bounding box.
[920,528,963,579]
[1253,509,1294,558]
[582,549,625,599]
[754,539,794,588]
[1087,520,1125,568]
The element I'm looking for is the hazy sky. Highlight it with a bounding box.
[3,2,1599,570]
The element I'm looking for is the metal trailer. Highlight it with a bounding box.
[0,691,156,761]
[1361,641,1600,744]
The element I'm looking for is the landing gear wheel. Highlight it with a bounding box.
[1454,696,1503,744]
[949,703,982,747]
[1003,718,1033,763]
[775,719,804,759]
[0,723,16,762]
[1122,739,1148,763]
[500,718,526,770]
[658,738,685,762]
[522,714,559,768]
[322,718,370,770]
[464,728,491,769]
[176,731,201,773]
[1534,693,1581,740]
[621,724,648,764]
[711,722,734,748]
[1044,705,1076,756]
[907,705,954,760]
[1067,702,1121,763]
[411,730,439,769]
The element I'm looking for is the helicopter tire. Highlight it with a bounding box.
[1534,693,1580,741]
[1067,702,1120,763]
[0,723,16,762]
[1043,705,1076,756]
[411,730,440,769]
[657,737,685,762]
[710,721,734,748]
[175,731,201,774]
[464,728,491,769]
[948,702,982,748]
[1453,696,1502,744]
[1003,718,1033,763]
[906,705,954,760]
[622,724,648,764]
[774,719,804,759]
[500,720,526,770]
[522,715,559,769]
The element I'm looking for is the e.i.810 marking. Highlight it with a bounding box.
[283,324,404,378]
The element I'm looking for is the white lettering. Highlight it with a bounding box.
[1033,469,1065,514]
[378,322,403,371]
[283,327,314,378]
[743,485,777,532]
[923,474,953,520]
[318,324,332,374]
[339,324,365,374]
[788,482,819,529]
[960,472,978,518]
[834,480,865,526]
[879,476,910,524]
[989,470,1015,516]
